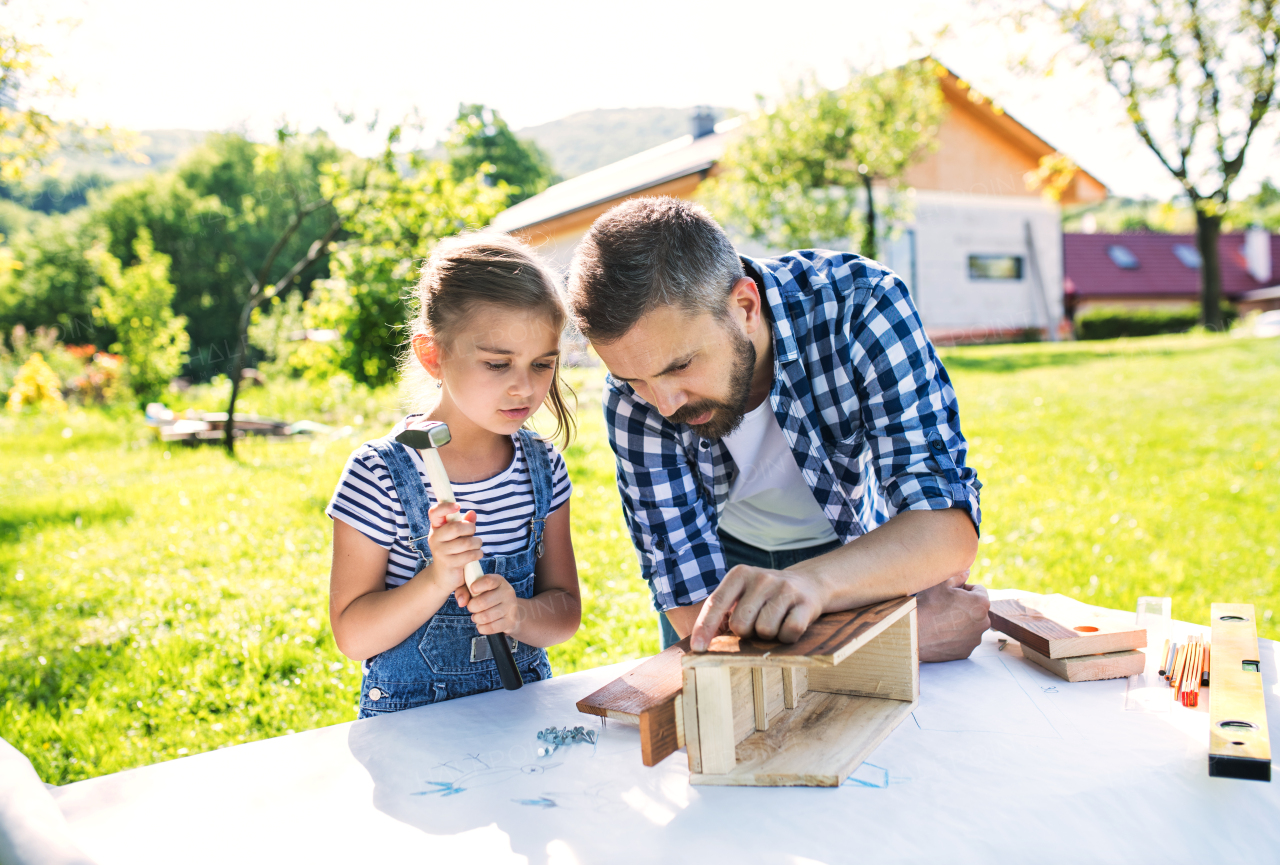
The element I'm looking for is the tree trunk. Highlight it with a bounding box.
[1195,207,1224,331]
[861,173,877,261]
[223,297,256,456]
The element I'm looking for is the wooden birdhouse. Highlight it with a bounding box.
[578,596,918,787]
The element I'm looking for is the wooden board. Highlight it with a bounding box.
[1209,603,1271,781]
[807,609,918,700]
[781,666,807,709]
[681,596,916,669]
[1020,644,1145,682]
[988,597,1146,659]
[693,666,736,774]
[576,638,688,767]
[690,690,917,787]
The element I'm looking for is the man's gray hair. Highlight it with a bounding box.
[567,197,746,343]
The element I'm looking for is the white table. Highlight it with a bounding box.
[42,597,1280,864]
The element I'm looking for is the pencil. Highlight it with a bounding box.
[1171,644,1187,691]
[1164,642,1179,681]
[1202,643,1211,687]
[1182,639,1192,706]
[1158,638,1171,676]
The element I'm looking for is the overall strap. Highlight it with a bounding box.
[517,429,554,557]
[366,437,434,568]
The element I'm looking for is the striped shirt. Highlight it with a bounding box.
[327,425,572,587]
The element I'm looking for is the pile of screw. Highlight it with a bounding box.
[535,725,597,756]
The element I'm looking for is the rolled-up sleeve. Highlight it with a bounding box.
[849,274,982,531]
[603,378,725,611]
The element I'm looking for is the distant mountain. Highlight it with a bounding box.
[58,129,208,180]
[517,107,734,179]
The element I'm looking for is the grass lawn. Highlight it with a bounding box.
[1,332,1277,784]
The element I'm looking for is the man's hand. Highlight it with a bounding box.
[689,564,826,652]
[915,571,990,662]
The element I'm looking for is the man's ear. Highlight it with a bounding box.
[412,334,443,380]
[727,276,764,334]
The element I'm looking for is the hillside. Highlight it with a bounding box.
[58,129,208,180]
[517,106,733,179]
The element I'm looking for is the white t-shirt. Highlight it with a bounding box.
[717,400,839,551]
[326,426,571,588]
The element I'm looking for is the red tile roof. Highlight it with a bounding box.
[1063,232,1280,300]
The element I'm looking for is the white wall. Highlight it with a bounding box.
[901,190,1063,333]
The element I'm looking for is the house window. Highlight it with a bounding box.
[1108,245,1140,269]
[968,254,1024,280]
[1173,244,1202,269]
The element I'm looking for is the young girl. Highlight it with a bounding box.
[326,234,581,717]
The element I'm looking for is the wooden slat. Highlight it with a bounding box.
[682,667,701,774]
[694,666,736,775]
[681,596,916,668]
[690,691,917,787]
[576,638,688,720]
[1019,644,1146,682]
[577,639,688,766]
[781,666,808,709]
[730,667,755,744]
[1209,603,1271,781]
[807,610,917,701]
[988,597,1146,659]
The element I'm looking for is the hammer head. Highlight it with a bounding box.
[395,422,451,450]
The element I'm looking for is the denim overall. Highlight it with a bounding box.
[357,429,553,718]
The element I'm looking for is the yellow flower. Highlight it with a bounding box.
[6,352,66,412]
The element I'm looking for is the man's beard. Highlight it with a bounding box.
[668,325,757,440]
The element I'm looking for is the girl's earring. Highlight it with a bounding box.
[435,379,442,390]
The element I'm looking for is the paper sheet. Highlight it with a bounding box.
[46,593,1280,865]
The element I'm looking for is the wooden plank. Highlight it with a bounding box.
[752,667,768,731]
[674,693,684,748]
[577,638,688,766]
[681,596,916,669]
[781,666,808,709]
[751,667,784,731]
[690,691,917,787]
[807,610,917,701]
[638,697,681,767]
[988,597,1146,659]
[693,666,736,775]
[576,638,688,720]
[682,667,701,774]
[1020,644,1146,682]
[731,666,755,744]
[1209,603,1271,781]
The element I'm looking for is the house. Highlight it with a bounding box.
[491,68,1108,343]
[1063,228,1280,317]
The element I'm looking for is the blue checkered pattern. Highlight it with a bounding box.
[603,250,982,612]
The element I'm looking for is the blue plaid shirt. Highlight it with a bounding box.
[603,250,982,612]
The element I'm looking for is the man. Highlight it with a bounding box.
[566,197,989,660]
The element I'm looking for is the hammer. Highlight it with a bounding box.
[396,423,523,691]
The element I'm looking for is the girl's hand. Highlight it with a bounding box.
[461,574,520,635]
[422,502,482,594]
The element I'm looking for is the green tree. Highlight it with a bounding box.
[1014,0,1280,330]
[90,132,344,379]
[704,59,946,258]
[88,228,189,404]
[0,210,102,344]
[446,104,556,204]
[296,127,510,387]
[220,128,351,453]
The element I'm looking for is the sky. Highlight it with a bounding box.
[19,0,1280,201]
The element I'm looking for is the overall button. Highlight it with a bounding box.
[931,439,945,452]
[368,687,383,701]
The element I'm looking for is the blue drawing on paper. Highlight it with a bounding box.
[843,762,890,788]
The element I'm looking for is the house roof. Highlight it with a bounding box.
[490,116,744,234]
[1063,232,1280,300]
